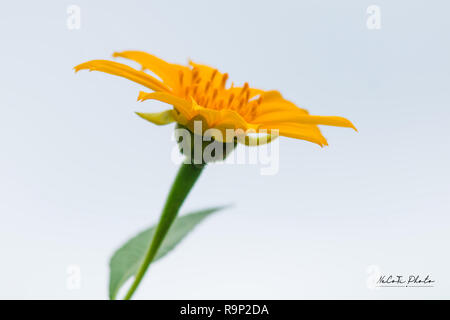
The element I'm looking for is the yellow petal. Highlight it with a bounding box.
[184,99,258,132]
[136,110,176,126]
[113,51,188,90]
[191,100,220,126]
[217,109,259,131]
[138,91,195,119]
[180,101,260,142]
[74,60,170,92]
[253,91,356,130]
[256,91,309,116]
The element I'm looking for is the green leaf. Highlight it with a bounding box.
[109,205,229,300]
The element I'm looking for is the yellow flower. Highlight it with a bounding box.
[74,51,356,147]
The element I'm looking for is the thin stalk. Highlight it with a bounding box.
[123,163,205,300]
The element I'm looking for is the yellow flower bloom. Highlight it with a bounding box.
[74,51,356,146]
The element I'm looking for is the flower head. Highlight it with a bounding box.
[75,51,356,146]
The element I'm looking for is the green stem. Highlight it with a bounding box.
[123,163,205,300]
